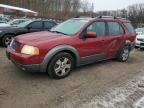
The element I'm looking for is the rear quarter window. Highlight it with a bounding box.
[107,22,124,36]
[123,22,135,34]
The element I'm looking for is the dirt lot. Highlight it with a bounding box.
[0,48,144,108]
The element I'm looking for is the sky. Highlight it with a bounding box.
[88,0,144,12]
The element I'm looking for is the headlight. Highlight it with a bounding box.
[0,31,3,33]
[21,45,39,55]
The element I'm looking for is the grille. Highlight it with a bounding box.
[137,38,144,42]
[10,40,20,50]
[140,43,144,46]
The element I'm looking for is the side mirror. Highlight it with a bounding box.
[27,26,32,30]
[85,31,97,38]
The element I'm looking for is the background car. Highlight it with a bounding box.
[135,33,144,48]
[0,19,30,27]
[135,28,144,48]
[0,15,9,23]
[135,28,144,35]
[0,20,57,46]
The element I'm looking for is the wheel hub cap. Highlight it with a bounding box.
[122,49,129,61]
[5,37,12,46]
[54,57,71,76]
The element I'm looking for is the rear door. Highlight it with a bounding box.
[104,21,125,58]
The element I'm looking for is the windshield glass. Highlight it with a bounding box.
[16,20,33,27]
[50,19,89,35]
[8,19,29,26]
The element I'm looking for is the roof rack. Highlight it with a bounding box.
[74,16,91,18]
[97,16,126,19]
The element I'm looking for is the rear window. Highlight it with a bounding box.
[123,22,135,34]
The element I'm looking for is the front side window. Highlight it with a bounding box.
[28,21,43,29]
[107,22,124,36]
[51,19,89,35]
[86,21,106,36]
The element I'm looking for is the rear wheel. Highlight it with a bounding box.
[135,46,139,49]
[2,35,13,47]
[47,52,74,79]
[117,46,130,62]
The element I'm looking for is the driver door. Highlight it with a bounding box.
[78,21,108,64]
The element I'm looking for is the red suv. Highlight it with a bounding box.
[6,16,136,79]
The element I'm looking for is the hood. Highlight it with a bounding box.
[0,23,10,27]
[136,34,144,39]
[0,26,21,31]
[136,32,144,35]
[15,31,68,44]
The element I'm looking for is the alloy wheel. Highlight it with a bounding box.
[54,57,72,77]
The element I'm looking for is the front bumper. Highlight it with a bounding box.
[6,49,42,73]
[135,40,144,48]
[0,36,3,45]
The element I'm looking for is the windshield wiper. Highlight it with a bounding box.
[51,31,67,35]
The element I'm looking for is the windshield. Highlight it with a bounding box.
[16,20,33,27]
[50,19,89,35]
[8,19,29,26]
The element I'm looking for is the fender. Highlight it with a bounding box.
[1,33,16,38]
[40,45,80,72]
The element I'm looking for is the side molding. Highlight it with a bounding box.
[40,45,80,72]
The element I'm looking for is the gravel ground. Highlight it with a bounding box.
[0,48,144,108]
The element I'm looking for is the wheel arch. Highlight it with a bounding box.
[1,33,16,46]
[124,40,132,51]
[40,45,80,72]
[2,33,16,38]
[116,40,132,58]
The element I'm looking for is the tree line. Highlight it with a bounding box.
[94,3,144,27]
[0,0,94,19]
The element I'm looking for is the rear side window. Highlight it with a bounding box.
[44,21,56,29]
[107,22,124,36]
[87,21,106,36]
[123,22,135,34]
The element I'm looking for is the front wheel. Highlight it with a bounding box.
[2,35,13,47]
[117,46,130,62]
[47,52,74,79]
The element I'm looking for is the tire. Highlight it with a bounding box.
[2,35,14,47]
[117,46,130,62]
[135,46,139,49]
[47,52,74,79]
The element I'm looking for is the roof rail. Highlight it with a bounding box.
[97,16,126,19]
[74,16,91,18]
[115,17,127,20]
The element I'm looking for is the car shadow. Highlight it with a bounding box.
[16,59,115,80]
[74,59,114,72]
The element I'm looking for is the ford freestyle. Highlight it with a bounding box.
[6,16,136,79]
